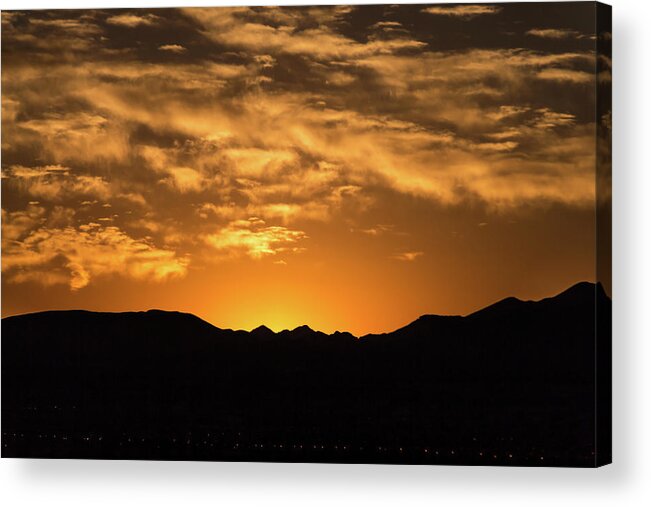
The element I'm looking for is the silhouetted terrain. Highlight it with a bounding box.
[1,282,611,466]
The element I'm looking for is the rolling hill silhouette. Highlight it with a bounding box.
[1,282,611,466]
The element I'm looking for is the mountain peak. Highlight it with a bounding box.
[251,325,275,335]
[552,281,598,300]
[466,295,527,319]
[292,324,314,333]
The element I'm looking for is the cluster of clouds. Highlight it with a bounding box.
[1,5,607,291]
[204,217,307,260]
[2,206,188,290]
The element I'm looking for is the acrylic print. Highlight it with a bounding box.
[1,3,611,467]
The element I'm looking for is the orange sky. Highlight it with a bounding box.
[1,5,611,335]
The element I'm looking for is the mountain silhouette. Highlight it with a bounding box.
[1,282,611,466]
[250,324,275,338]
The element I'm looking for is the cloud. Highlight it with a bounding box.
[29,17,101,35]
[2,221,188,290]
[536,68,593,84]
[531,108,576,129]
[4,164,70,179]
[110,78,590,207]
[203,217,307,259]
[184,7,426,61]
[195,197,340,224]
[423,5,502,18]
[356,224,397,236]
[221,148,299,178]
[106,13,160,27]
[371,21,406,31]
[163,167,205,193]
[138,146,210,193]
[4,165,112,201]
[158,44,186,53]
[4,41,597,213]
[526,28,580,39]
[474,141,519,152]
[391,251,424,262]
[1,205,47,242]
[487,105,531,122]
[1,12,20,25]
[9,111,129,164]
[1,7,601,287]
[1,14,102,54]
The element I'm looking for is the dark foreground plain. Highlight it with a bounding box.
[2,282,611,466]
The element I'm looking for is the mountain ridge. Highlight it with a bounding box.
[2,281,608,340]
[1,280,612,466]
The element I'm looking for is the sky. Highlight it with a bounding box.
[1,3,611,335]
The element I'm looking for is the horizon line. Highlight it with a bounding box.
[2,280,606,337]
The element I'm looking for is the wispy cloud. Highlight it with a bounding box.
[526,28,580,39]
[204,218,307,259]
[185,7,426,61]
[391,251,424,262]
[531,108,576,129]
[536,68,593,84]
[4,165,111,201]
[357,224,396,236]
[423,5,502,18]
[106,13,160,27]
[158,44,186,53]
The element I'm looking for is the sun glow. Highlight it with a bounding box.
[216,293,326,333]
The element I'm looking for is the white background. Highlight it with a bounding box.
[1,0,650,505]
